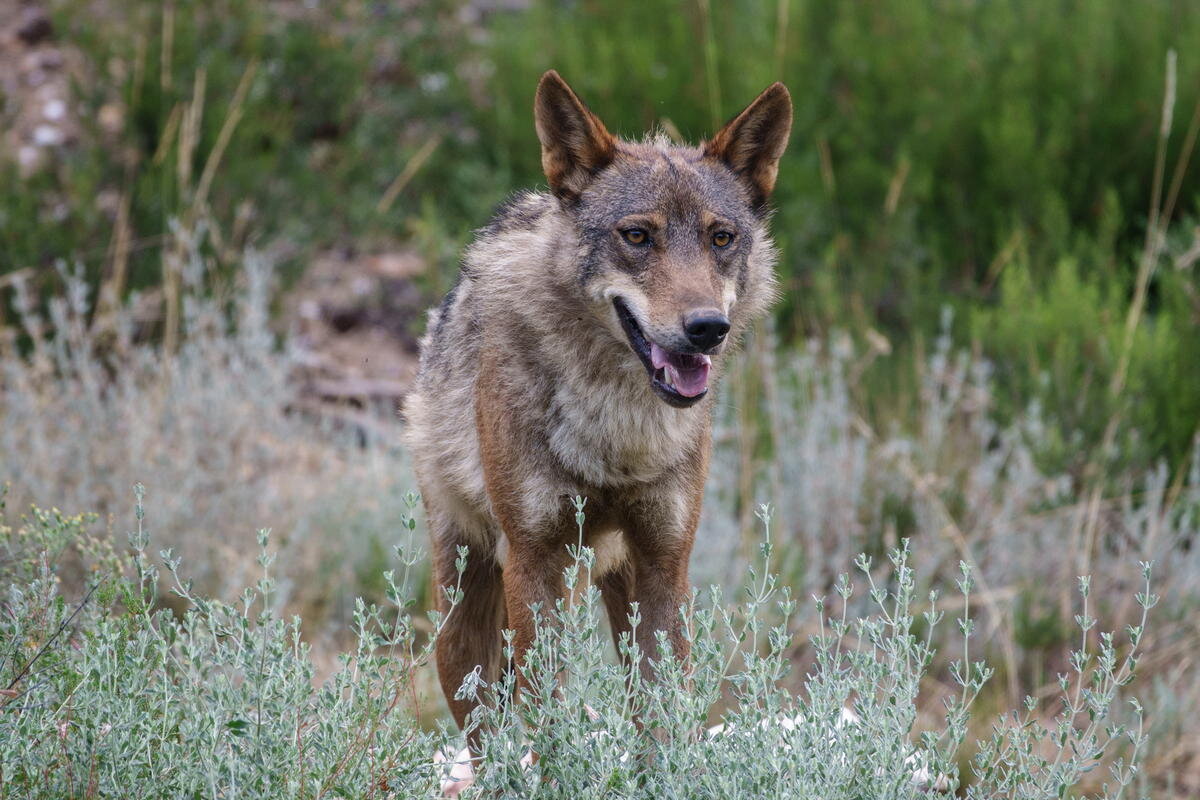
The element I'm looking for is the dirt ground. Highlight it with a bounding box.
[285,246,426,420]
[2,0,428,418]
[0,0,90,176]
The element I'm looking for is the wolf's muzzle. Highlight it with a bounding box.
[613,297,712,408]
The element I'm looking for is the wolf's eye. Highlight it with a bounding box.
[712,231,734,248]
[622,228,650,246]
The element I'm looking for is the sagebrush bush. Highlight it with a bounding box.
[0,492,1157,798]
[0,488,449,798]
[697,317,1199,794]
[0,245,419,645]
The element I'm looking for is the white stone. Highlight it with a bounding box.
[43,99,66,121]
[32,125,63,146]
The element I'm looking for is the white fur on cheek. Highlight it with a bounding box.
[598,276,647,309]
[722,279,738,315]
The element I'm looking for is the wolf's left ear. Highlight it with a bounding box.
[535,70,617,202]
[704,82,793,208]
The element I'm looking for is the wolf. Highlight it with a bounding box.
[404,70,791,744]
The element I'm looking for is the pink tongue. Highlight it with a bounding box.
[668,362,710,397]
[649,343,711,398]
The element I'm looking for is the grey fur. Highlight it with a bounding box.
[403,71,791,745]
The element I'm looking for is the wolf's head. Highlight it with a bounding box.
[535,71,791,408]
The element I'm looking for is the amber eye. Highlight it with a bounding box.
[622,228,649,246]
[712,231,734,248]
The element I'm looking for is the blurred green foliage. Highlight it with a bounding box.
[1,0,1197,471]
[973,250,1200,472]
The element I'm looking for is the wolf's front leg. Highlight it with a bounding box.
[474,350,579,704]
[499,537,572,702]
[617,458,707,681]
[428,511,508,755]
[624,533,694,678]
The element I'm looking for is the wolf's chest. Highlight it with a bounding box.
[545,382,699,486]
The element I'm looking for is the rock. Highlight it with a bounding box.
[98,102,124,135]
[16,6,54,45]
[0,2,80,176]
[284,247,430,411]
[16,144,45,176]
[42,98,65,121]
[32,123,62,146]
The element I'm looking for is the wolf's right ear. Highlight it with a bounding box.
[704,82,793,210]
[534,71,616,202]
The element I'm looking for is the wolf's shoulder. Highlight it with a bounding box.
[478,190,555,238]
[419,190,559,374]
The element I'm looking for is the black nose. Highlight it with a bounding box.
[683,310,731,350]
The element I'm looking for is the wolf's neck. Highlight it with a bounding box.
[538,328,711,487]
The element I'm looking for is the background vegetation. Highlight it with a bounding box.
[6,0,1200,469]
[1,0,1198,795]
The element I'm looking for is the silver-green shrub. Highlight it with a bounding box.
[0,248,418,641]
[0,490,1155,798]
[0,488,446,798]
[457,505,1154,799]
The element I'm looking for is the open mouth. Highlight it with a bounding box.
[613,298,711,408]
